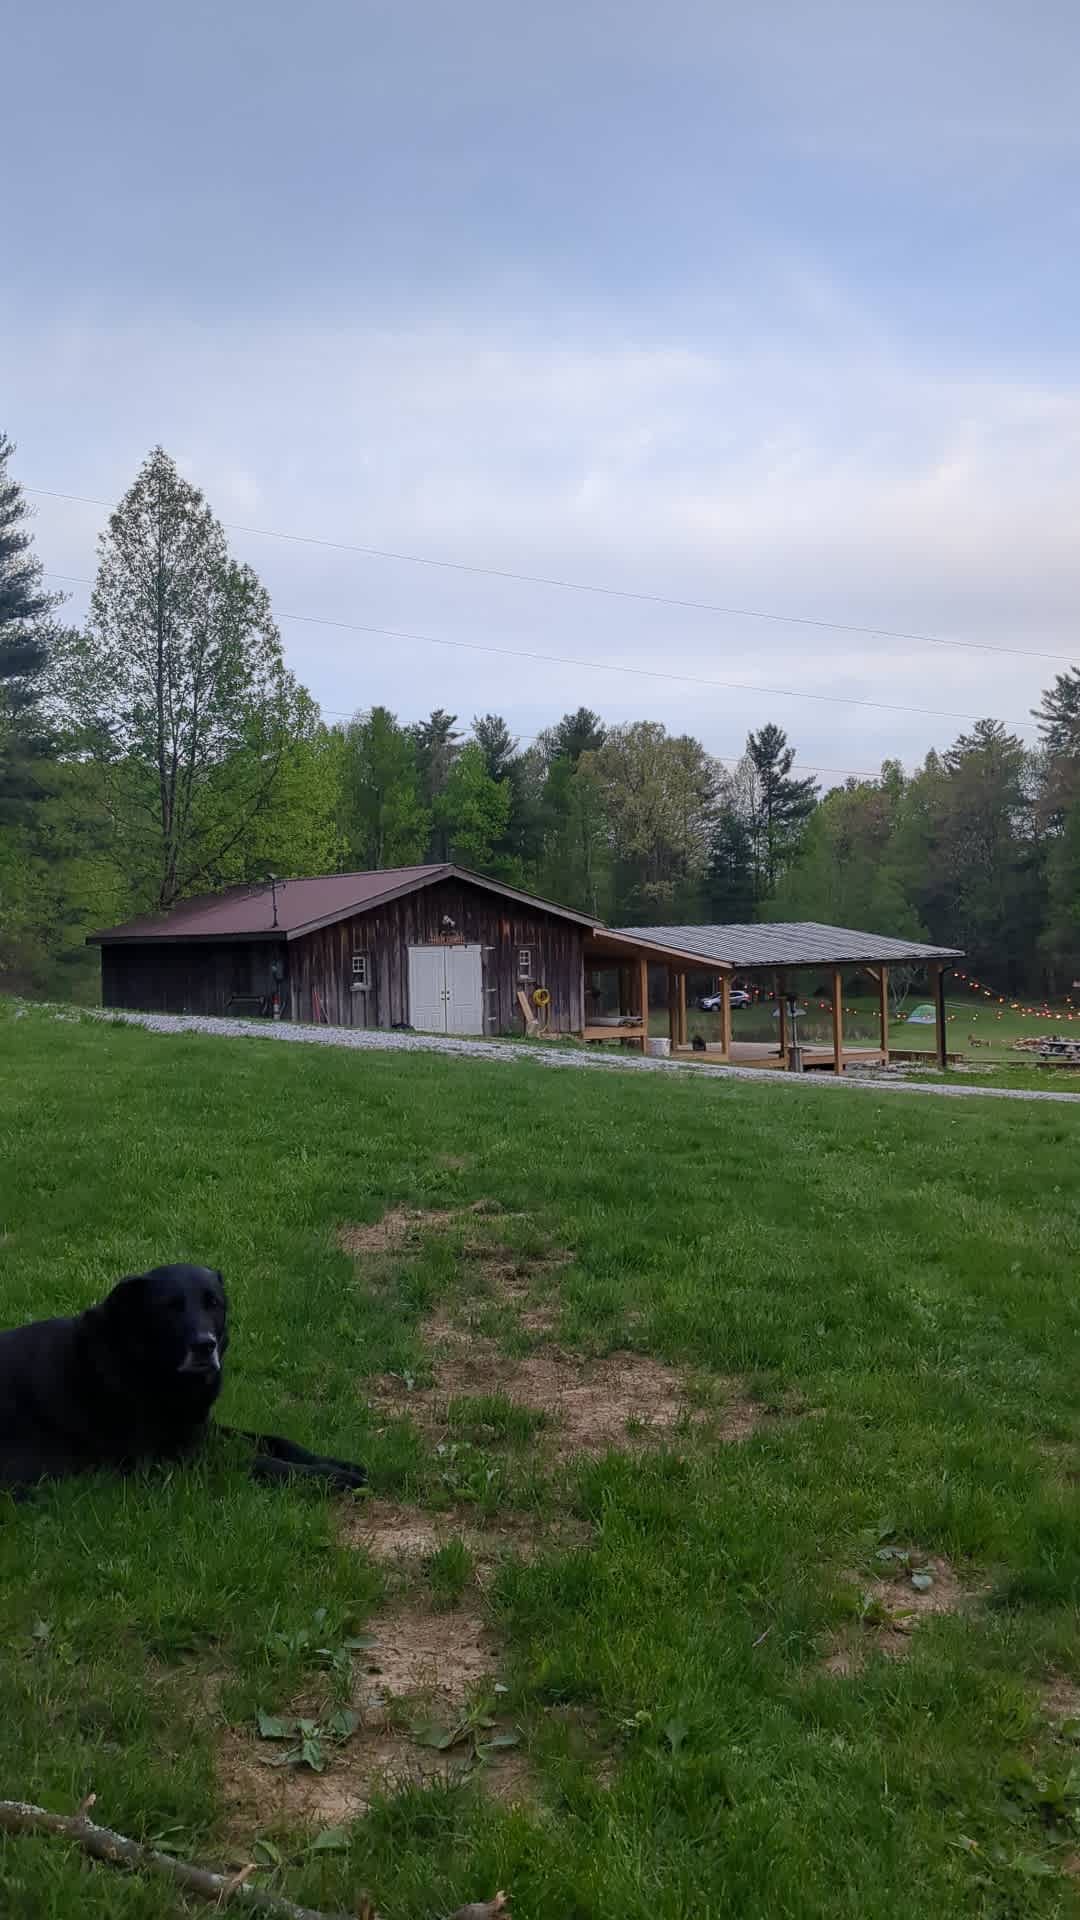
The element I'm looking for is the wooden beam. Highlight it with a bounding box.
[878,963,890,1063]
[667,967,678,1049]
[775,971,787,1061]
[832,967,844,1075]
[934,961,949,1071]
[638,954,650,1054]
[720,973,732,1058]
[678,969,688,1049]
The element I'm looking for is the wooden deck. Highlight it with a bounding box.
[674,1041,888,1073]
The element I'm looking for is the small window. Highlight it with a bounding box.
[351,952,371,990]
[517,947,532,980]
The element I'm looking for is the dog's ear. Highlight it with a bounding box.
[98,1272,150,1326]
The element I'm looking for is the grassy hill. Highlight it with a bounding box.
[2,1006,1080,1917]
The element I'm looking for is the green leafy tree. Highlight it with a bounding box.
[770,765,925,939]
[50,448,309,910]
[705,799,756,922]
[434,741,511,870]
[587,721,719,921]
[339,706,429,869]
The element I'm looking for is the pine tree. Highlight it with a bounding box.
[743,723,818,897]
[0,433,59,817]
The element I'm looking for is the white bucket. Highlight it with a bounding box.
[646,1036,671,1057]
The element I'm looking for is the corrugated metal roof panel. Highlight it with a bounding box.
[91,865,601,943]
[615,922,963,968]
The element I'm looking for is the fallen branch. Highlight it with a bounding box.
[0,1798,508,1920]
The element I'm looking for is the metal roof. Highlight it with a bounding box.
[615,921,963,969]
[91,865,600,944]
[585,927,730,970]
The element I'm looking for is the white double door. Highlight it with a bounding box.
[407,944,485,1035]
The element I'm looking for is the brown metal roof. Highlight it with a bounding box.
[615,921,963,969]
[90,865,600,944]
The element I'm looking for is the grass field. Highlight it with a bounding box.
[3,1006,1080,1918]
[662,993,1080,1093]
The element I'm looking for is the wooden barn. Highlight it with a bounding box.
[89,865,702,1041]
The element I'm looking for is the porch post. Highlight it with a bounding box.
[934,961,949,1071]
[878,964,890,1063]
[720,973,732,1058]
[678,969,688,1048]
[638,954,650,1054]
[832,967,844,1075]
[776,970,788,1061]
[667,966,679,1050]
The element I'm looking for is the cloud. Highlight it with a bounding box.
[8,295,1078,778]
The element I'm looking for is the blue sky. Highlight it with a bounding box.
[5,0,1080,780]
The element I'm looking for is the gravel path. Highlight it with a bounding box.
[89,1008,1080,1107]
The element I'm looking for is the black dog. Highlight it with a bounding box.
[0,1264,366,1497]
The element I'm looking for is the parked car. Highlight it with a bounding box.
[697,987,752,1012]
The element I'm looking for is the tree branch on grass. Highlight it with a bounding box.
[0,1797,508,1920]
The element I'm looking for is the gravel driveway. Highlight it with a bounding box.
[90,1009,1080,1106]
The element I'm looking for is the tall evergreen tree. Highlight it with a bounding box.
[411,709,462,858]
[0,433,59,818]
[743,723,818,897]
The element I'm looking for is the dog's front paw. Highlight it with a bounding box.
[327,1462,367,1493]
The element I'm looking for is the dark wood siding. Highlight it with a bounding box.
[101,940,287,1016]
[289,878,586,1034]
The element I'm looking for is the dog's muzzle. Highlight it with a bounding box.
[178,1336,221,1375]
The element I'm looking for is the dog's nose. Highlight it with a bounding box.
[191,1333,217,1356]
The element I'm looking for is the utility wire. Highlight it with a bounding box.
[42,571,1038,733]
[27,484,1075,668]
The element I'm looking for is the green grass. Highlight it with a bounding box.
[3,1005,1080,1916]
[654,991,1080,1091]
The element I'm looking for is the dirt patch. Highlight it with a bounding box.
[337,1208,459,1256]
[339,1498,591,1570]
[356,1595,500,1705]
[823,1551,977,1674]
[369,1326,762,1461]
[218,1595,532,1837]
[1042,1674,1080,1723]
[219,1720,533,1837]
[338,1200,527,1259]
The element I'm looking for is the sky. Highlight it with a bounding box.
[5,0,1080,785]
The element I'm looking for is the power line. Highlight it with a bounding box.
[46,572,881,777]
[27,484,1075,669]
[42,571,1038,733]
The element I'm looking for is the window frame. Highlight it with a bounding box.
[517,946,533,980]
[351,950,371,990]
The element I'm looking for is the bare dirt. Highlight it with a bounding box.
[337,1207,458,1257]
[824,1551,977,1674]
[217,1595,532,1838]
[1042,1674,1080,1723]
[368,1321,762,1461]
[339,1498,591,1571]
[337,1200,525,1260]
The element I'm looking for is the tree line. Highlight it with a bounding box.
[1,440,1077,1000]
